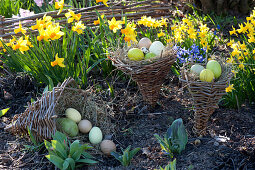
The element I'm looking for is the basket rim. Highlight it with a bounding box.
[179,60,234,85]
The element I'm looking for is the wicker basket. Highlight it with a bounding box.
[179,58,233,136]
[5,77,114,142]
[110,44,177,106]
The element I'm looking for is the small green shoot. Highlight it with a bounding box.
[111,145,141,167]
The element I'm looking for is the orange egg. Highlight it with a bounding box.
[100,140,116,156]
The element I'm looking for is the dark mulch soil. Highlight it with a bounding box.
[0,72,254,170]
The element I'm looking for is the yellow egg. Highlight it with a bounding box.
[65,108,81,123]
[78,119,92,134]
[138,37,152,49]
[200,69,214,82]
[100,140,116,156]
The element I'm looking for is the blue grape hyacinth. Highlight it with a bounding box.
[176,44,206,64]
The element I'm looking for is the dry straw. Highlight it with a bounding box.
[5,77,114,142]
[110,43,177,106]
[179,56,233,136]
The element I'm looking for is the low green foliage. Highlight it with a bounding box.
[23,126,44,152]
[44,131,97,170]
[154,118,188,157]
[157,159,176,170]
[0,0,21,18]
[111,145,141,167]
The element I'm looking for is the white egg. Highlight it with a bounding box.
[149,41,165,56]
[89,127,103,144]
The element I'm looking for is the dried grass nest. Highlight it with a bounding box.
[6,78,115,142]
[110,43,177,67]
[180,56,233,83]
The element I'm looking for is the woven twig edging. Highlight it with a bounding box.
[0,0,172,39]
[179,59,233,136]
[110,45,177,106]
[5,77,114,141]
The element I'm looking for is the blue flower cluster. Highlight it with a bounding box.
[176,44,206,64]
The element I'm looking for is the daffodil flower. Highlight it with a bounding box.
[14,21,27,34]
[96,0,108,7]
[72,21,86,34]
[65,9,81,23]
[51,53,65,67]
[157,30,165,37]
[225,84,234,93]
[55,0,64,15]
[94,14,105,25]
[12,37,29,54]
[108,17,123,33]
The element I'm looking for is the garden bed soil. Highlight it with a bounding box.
[0,73,254,170]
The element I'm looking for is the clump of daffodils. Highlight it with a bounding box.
[227,9,255,68]
[170,17,213,51]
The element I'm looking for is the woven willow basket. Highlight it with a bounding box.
[179,58,233,136]
[110,44,177,106]
[5,77,114,142]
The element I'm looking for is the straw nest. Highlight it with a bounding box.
[109,43,177,106]
[179,56,233,136]
[6,78,115,142]
[111,43,176,67]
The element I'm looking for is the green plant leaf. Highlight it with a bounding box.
[71,149,83,161]
[51,140,68,159]
[0,108,9,118]
[53,131,68,144]
[45,154,64,170]
[27,126,38,146]
[69,140,80,157]
[64,158,75,170]
[82,152,94,159]
[63,160,69,170]
[129,147,141,160]
[46,75,54,91]
[110,151,122,162]
[76,158,98,164]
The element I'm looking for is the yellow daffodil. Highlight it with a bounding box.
[160,17,168,27]
[229,26,238,36]
[94,14,104,25]
[237,23,247,34]
[65,9,81,23]
[227,39,235,46]
[157,30,165,37]
[72,21,86,34]
[225,84,234,93]
[96,0,108,7]
[121,23,137,46]
[37,23,64,41]
[14,21,27,34]
[253,49,255,54]
[108,17,122,33]
[6,36,16,47]
[248,35,255,43]
[51,53,65,67]
[55,0,64,15]
[226,57,234,63]
[137,16,155,27]
[12,37,29,54]
[239,63,245,69]
[153,20,162,28]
